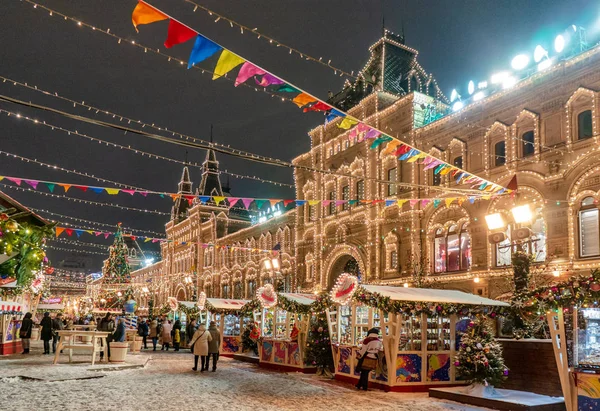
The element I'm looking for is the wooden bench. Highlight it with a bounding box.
[53,330,110,366]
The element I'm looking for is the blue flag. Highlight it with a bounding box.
[188,35,222,69]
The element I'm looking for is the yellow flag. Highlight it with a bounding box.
[131,1,168,32]
[105,188,120,195]
[337,117,358,130]
[308,200,319,206]
[407,152,426,163]
[382,141,400,156]
[445,198,454,207]
[397,200,407,208]
[440,166,453,175]
[213,50,245,80]
[213,196,226,205]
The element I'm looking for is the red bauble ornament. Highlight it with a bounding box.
[45,267,55,275]
[590,282,600,292]
[0,213,8,221]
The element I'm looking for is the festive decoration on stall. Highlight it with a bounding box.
[256,284,277,308]
[197,291,207,310]
[455,315,508,389]
[128,0,508,195]
[168,296,178,311]
[304,310,334,376]
[242,321,260,355]
[330,273,358,305]
[101,224,131,284]
[0,213,53,290]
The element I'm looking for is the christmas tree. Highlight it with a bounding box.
[241,322,259,355]
[304,311,334,376]
[455,315,508,387]
[102,223,131,284]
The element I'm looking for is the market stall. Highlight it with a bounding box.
[256,293,317,372]
[0,299,24,355]
[204,298,249,356]
[326,284,508,391]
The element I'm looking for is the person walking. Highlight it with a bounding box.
[161,319,172,351]
[51,313,64,353]
[99,313,115,361]
[20,312,33,354]
[189,323,212,372]
[172,320,182,352]
[186,318,197,351]
[138,318,149,349]
[207,321,221,372]
[113,318,127,342]
[40,312,53,355]
[149,318,159,351]
[356,328,383,391]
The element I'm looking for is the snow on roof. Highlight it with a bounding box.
[280,293,318,305]
[360,285,509,306]
[179,301,196,309]
[206,298,249,311]
[37,303,65,310]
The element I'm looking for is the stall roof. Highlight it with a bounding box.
[92,308,122,314]
[179,301,196,309]
[37,303,65,311]
[280,293,318,305]
[207,298,249,310]
[360,285,509,306]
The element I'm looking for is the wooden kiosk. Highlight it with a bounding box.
[255,293,317,372]
[204,298,249,356]
[326,285,508,391]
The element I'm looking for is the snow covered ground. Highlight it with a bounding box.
[0,341,491,411]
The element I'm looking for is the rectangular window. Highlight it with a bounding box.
[387,168,397,196]
[460,233,471,270]
[580,209,600,257]
[432,172,441,186]
[447,234,460,271]
[390,250,398,269]
[522,131,535,157]
[495,141,506,166]
[247,280,256,298]
[234,283,242,299]
[356,180,365,201]
[578,110,593,140]
[342,185,350,211]
[309,204,317,221]
[222,285,230,299]
[434,237,446,273]
[329,191,335,215]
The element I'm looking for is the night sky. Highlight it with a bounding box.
[1,0,597,271]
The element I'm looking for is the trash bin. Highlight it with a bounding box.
[109,342,129,362]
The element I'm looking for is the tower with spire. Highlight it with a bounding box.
[171,166,193,223]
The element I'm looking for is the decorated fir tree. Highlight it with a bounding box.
[304,311,334,376]
[102,224,132,284]
[241,322,259,355]
[455,315,508,388]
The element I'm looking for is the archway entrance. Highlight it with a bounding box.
[327,255,361,290]
[176,287,186,302]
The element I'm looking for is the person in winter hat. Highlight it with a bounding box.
[99,313,115,360]
[189,323,212,372]
[20,312,33,354]
[161,319,172,351]
[356,328,383,391]
[207,321,221,371]
[149,318,159,351]
[40,312,53,355]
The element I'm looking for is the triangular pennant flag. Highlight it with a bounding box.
[144,238,152,243]
[364,128,381,139]
[24,180,39,189]
[105,188,120,195]
[184,195,195,206]
[397,200,407,208]
[445,198,454,207]
[75,185,88,192]
[337,117,359,130]
[469,197,476,204]
[255,199,266,209]
[90,187,104,194]
[269,199,280,207]
[55,227,65,238]
[434,199,441,208]
[382,141,401,156]
[506,175,518,191]
[188,34,222,68]
[164,19,197,48]
[104,233,110,239]
[138,191,149,197]
[44,183,55,193]
[131,1,168,32]
[385,200,396,207]
[370,136,393,149]
[440,166,454,176]
[303,102,332,113]
[292,93,317,108]
[424,160,441,171]
[407,152,427,163]
[256,73,284,87]
[399,148,417,161]
[335,200,346,206]
[197,195,210,203]
[409,199,418,208]
[458,198,465,206]
[295,200,307,206]
[227,197,239,208]
[7,177,21,186]
[421,199,430,207]
[235,62,266,86]
[325,108,345,123]
[283,199,295,207]
[171,194,179,202]
[152,239,160,243]
[65,229,74,237]
[213,50,245,80]
[85,230,93,235]
[213,196,226,205]
[94,231,102,236]
[434,164,446,175]
[307,200,319,206]
[121,189,136,195]
[348,200,358,206]
[322,200,332,207]
[274,84,300,93]
[75,230,83,238]
[241,198,253,209]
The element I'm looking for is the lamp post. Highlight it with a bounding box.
[263,256,282,291]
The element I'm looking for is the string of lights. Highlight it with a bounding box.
[50,237,162,256]
[182,0,355,78]
[18,0,497,194]
[30,207,166,237]
[0,183,170,216]
[46,244,109,256]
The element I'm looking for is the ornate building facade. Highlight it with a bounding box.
[132,30,600,306]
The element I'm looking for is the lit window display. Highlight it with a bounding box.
[434,223,470,273]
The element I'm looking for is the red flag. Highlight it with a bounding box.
[506,175,518,191]
[164,20,197,48]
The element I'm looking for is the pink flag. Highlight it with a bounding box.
[227,197,240,208]
[409,199,419,208]
[242,198,253,209]
[235,62,266,86]
[138,191,149,197]
[7,177,21,186]
[24,180,39,189]
[104,233,110,239]
[256,73,284,87]
[121,189,136,195]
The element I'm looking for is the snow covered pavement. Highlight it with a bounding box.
[0,346,491,411]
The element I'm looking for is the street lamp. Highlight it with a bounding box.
[511,204,533,224]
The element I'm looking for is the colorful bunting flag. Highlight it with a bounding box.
[164,20,197,48]
[256,73,284,87]
[242,198,253,209]
[213,50,245,80]
[55,227,65,238]
[188,35,222,68]
[7,177,21,186]
[213,196,226,205]
[254,199,266,209]
[198,196,211,203]
[227,198,240,208]
[397,200,407,208]
[370,136,392,149]
[337,117,358,130]
[445,198,454,207]
[235,62,266,87]
[132,1,168,32]
[24,180,39,189]
[106,188,120,195]
[46,183,55,193]
[292,93,317,108]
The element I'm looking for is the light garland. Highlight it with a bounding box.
[45,244,108,256]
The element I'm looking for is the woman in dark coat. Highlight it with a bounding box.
[20,312,33,354]
[40,312,53,355]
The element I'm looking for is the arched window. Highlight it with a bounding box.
[579,196,600,257]
[434,223,471,273]
[578,110,593,140]
[233,282,242,299]
[453,156,463,169]
[247,280,256,298]
[494,141,506,166]
[522,131,535,157]
[222,283,230,299]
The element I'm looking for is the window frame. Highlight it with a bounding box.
[577,110,593,141]
[494,141,506,166]
[521,130,535,157]
[387,167,398,196]
[434,223,471,273]
[579,196,600,258]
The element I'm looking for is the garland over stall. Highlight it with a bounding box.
[326,285,508,391]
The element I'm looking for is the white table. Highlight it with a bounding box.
[53,330,110,365]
